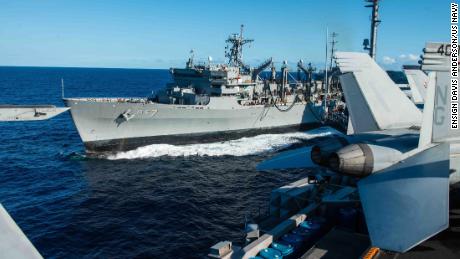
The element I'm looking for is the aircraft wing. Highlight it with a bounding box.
[0,204,42,258]
[0,105,69,121]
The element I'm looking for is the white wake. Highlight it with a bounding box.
[107,127,339,160]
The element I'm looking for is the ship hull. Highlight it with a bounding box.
[64,97,323,153]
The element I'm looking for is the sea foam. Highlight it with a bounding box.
[107,127,340,160]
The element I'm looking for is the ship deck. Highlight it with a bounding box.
[300,188,460,259]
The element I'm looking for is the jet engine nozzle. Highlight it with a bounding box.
[328,143,403,177]
[310,137,349,165]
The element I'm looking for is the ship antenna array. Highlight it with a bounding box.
[225,24,254,67]
[363,0,381,59]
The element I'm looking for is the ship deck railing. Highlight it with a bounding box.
[65,97,148,103]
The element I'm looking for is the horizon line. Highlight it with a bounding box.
[0,65,405,72]
[0,65,170,70]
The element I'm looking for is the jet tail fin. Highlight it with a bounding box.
[418,42,460,147]
[335,52,422,134]
[358,143,450,252]
[403,65,428,104]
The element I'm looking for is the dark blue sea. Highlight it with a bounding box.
[0,67,333,258]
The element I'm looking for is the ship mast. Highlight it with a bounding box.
[329,32,338,71]
[363,0,381,59]
[225,24,254,68]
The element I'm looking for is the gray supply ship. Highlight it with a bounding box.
[65,26,324,154]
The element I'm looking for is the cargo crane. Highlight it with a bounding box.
[297,60,316,85]
[297,60,316,97]
[251,57,273,80]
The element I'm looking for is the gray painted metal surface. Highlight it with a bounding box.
[0,105,69,121]
[0,204,42,259]
[358,143,450,252]
[335,52,422,133]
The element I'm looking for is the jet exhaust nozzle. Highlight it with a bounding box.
[328,143,403,177]
[311,137,349,165]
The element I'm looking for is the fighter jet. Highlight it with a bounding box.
[257,42,457,253]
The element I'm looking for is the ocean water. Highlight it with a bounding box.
[0,67,334,258]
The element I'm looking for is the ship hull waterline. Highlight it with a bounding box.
[83,123,321,153]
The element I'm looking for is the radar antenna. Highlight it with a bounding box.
[225,24,254,67]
